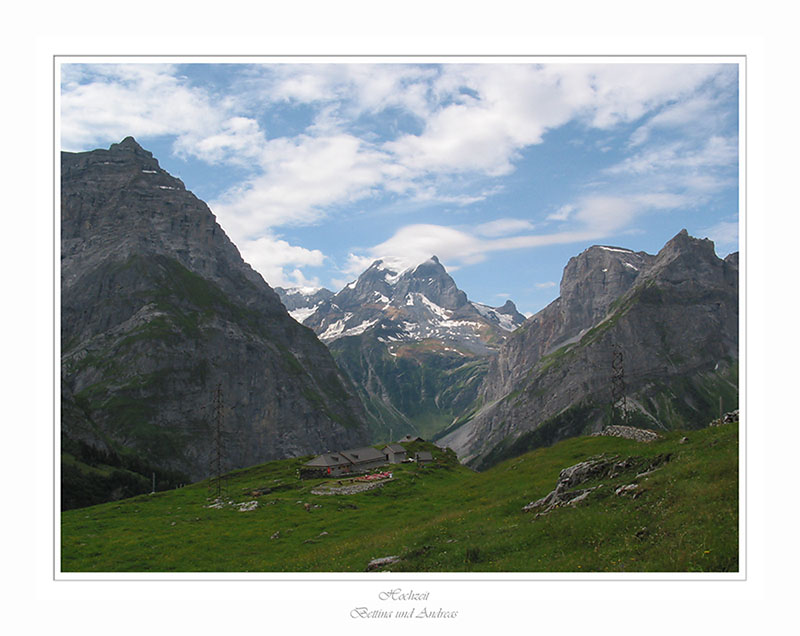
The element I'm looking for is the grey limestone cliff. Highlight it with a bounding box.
[440,230,739,468]
[61,137,369,488]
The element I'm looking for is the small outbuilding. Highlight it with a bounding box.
[382,443,407,464]
[414,451,433,466]
[399,434,423,443]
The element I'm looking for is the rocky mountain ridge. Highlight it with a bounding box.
[276,256,526,442]
[294,256,525,351]
[439,230,739,468]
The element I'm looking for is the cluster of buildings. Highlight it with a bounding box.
[301,435,434,478]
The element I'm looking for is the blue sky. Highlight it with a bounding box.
[60,60,740,315]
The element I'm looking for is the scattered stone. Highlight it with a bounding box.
[270,531,280,540]
[311,481,387,496]
[319,531,329,537]
[679,436,689,444]
[236,501,258,512]
[592,425,661,442]
[366,555,401,571]
[615,484,638,496]
[523,484,602,514]
[709,409,739,427]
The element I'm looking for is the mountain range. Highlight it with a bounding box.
[276,256,526,441]
[61,137,739,507]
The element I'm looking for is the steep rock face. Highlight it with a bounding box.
[477,245,653,405]
[274,286,334,323]
[295,256,525,441]
[61,138,369,487]
[440,230,739,468]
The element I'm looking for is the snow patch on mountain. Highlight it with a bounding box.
[289,305,320,323]
[419,294,453,320]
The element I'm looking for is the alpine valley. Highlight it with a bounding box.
[61,138,738,513]
[276,256,526,442]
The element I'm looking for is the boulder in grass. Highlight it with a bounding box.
[366,555,401,571]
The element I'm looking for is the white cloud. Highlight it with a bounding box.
[547,204,575,222]
[535,281,557,289]
[238,235,326,288]
[475,218,536,237]
[629,94,719,147]
[607,136,738,176]
[61,62,738,287]
[345,223,600,278]
[344,187,697,278]
[354,224,486,274]
[210,133,391,243]
[173,116,266,165]
[61,64,222,151]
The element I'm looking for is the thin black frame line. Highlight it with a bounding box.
[53,55,746,583]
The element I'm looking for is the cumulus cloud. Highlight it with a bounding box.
[61,62,738,286]
[61,64,222,150]
[238,235,326,288]
[210,133,391,242]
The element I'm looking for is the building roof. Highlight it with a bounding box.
[399,435,423,442]
[415,451,433,461]
[382,444,406,453]
[340,446,386,464]
[304,453,353,468]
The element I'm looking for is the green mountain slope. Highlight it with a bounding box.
[61,420,738,573]
[328,333,489,442]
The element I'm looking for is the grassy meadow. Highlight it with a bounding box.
[61,424,738,573]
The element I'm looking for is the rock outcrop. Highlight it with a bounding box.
[523,454,670,515]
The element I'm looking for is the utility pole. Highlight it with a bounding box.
[610,343,627,427]
[208,383,228,500]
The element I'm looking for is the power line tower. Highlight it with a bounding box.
[207,383,229,501]
[610,342,628,428]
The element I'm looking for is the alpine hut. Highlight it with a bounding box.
[382,443,407,464]
[340,447,387,472]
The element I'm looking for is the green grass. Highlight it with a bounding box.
[61,423,738,573]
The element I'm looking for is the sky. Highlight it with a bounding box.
[60,59,740,315]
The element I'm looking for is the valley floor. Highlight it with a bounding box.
[61,425,738,573]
